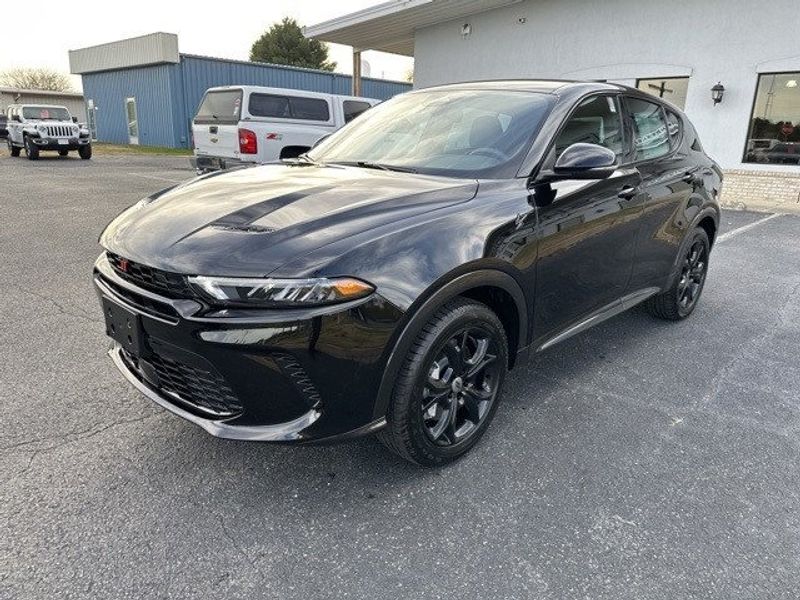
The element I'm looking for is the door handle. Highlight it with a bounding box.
[617,185,639,200]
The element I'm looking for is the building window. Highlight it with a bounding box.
[636,77,689,110]
[744,72,800,165]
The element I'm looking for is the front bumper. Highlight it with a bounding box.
[31,136,90,151]
[93,255,402,442]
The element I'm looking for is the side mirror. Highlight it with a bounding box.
[72,116,78,123]
[552,143,618,180]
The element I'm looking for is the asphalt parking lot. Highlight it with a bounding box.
[2,152,800,600]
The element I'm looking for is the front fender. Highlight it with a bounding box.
[371,268,528,420]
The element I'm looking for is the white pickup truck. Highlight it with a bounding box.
[190,85,379,172]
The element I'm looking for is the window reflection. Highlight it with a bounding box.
[745,72,800,165]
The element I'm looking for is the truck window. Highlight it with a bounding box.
[249,94,330,121]
[195,90,242,125]
[343,100,371,123]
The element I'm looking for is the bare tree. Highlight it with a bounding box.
[0,68,74,92]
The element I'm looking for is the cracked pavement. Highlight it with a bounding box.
[2,153,800,599]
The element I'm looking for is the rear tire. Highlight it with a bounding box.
[79,144,92,160]
[24,136,39,160]
[378,298,508,467]
[645,227,710,320]
[8,139,20,157]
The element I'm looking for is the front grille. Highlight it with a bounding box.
[45,125,74,137]
[107,253,193,298]
[98,274,179,322]
[147,351,243,418]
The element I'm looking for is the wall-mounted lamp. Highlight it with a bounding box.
[461,23,472,37]
[711,82,725,105]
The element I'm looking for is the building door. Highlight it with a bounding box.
[86,99,98,140]
[125,97,139,145]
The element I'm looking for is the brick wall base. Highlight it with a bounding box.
[720,169,800,213]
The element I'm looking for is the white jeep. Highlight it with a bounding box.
[6,104,92,160]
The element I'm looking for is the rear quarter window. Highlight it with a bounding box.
[195,90,242,125]
[343,100,372,123]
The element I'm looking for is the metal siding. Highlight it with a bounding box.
[69,32,180,74]
[81,65,176,147]
[80,55,411,148]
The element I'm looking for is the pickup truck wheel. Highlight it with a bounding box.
[24,137,39,161]
[58,149,69,157]
[79,144,92,160]
[8,139,20,157]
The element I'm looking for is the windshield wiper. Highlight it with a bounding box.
[331,160,417,174]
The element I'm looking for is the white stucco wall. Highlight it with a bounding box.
[413,0,800,170]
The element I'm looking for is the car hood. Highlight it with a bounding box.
[100,164,478,276]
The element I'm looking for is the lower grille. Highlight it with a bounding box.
[147,351,243,418]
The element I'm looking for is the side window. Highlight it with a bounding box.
[665,109,682,149]
[626,97,671,161]
[290,97,330,121]
[343,100,371,123]
[249,94,290,118]
[554,95,624,158]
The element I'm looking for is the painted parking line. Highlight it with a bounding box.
[716,213,782,243]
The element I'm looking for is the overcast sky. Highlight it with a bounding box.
[0,0,413,90]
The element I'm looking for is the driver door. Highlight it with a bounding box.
[531,94,644,347]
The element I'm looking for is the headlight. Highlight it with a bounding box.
[37,124,48,133]
[188,276,375,307]
[73,126,79,135]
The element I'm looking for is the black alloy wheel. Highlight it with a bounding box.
[379,298,508,467]
[677,239,708,312]
[645,227,710,320]
[422,325,502,446]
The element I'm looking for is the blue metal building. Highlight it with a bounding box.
[69,32,411,149]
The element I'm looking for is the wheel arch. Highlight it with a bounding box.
[372,268,528,420]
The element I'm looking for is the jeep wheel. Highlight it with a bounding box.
[8,139,20,157]
[79,144,92,160]
[24,137,39,161]
[378,298,508,467]
[58,149,69,157]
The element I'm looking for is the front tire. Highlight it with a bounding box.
[645,227,710,320]
[24,136,39,160]
[378,298,508,467]
[78,144,92,160]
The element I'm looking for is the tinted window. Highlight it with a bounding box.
[248,94,330,121]
[290,97,329,120]
[343,100,372,123]
[249,94,290,118]
[665,109,682,148]
[195,90,242,124]
[636,77,689,110]
[555,95,623,158]
[308,89,554,179]
[744,72,800,164]
[627,97,670,161]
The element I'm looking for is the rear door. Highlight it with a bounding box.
[192,89,242,160]
[622,96,697,290]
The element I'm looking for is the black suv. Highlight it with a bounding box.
[95,81,721,466]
